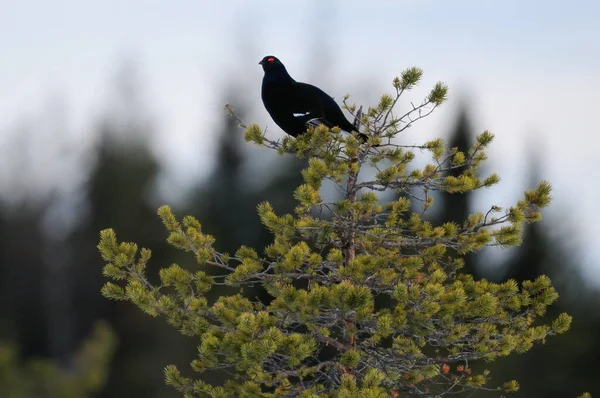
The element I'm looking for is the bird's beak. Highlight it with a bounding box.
[258,60,264,65]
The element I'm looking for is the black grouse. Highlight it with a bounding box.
[259,55,366,141]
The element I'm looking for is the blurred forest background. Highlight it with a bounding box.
[1,1,599,397]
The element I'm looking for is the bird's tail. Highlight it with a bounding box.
[351,106,369,143]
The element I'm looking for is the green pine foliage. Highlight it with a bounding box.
[0,322,116,398]
[99,68,576,397]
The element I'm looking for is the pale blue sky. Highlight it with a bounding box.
[1,0,599,280]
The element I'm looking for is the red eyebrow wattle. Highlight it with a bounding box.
[267,57,275,62]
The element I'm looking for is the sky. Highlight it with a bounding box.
[1,0,599,280]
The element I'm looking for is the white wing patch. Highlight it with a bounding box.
[293,112,311,118]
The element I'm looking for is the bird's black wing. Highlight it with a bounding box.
[261,82,326,137]
[298,83,367,141]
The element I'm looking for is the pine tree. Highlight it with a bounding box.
[69,62,188,398]
[98,68,579,397]
[187,92,305,257]
[0,322,116,398]
[433,104,477,277]
[483,152,595,397]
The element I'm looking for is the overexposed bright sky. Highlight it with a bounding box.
[1,0,599,280]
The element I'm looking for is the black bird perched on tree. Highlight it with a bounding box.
[259,55,367,141]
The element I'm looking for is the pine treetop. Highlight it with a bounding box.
[99,68,581,397]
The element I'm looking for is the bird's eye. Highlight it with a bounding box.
[267,57,275,62]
